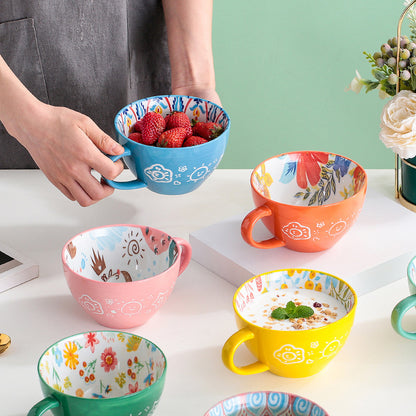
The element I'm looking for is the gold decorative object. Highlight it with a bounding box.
[0,333,11,354]
[395,0,416,212]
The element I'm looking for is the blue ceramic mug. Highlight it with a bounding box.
[391,255,416,339]
[104,95,230,195]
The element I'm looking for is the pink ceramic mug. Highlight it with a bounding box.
[62,224,192,328]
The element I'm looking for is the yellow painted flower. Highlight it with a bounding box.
[315,283,322,292]
[117,333,126,342]
[52,384,64,393]
[305,280,314,290]
[63,342,79,370]
[76,388,84,398]
[281,283,288,289]
[126,335,142,352]
[193,108,201,119]
[287,269,295,277]
[309,271,317,279]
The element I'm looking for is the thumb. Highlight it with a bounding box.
[83,118,124,155]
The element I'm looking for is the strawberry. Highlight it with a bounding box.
[140,112,166,145]
[183,136,208,147]
[128,132,142,143]
[192,121,224,140]
[165,111,192,137]
[156,127,187,148]
[133,119,143,133]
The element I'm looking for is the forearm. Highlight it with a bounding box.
[162,0,216,92]
[0,55,41,140]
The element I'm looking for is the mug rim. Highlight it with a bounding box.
[250,150,367,208]
[232,268,357,333]
[407,255,416,287]
[113,94,231,148]
[203,390,329,415]
[61,223,183,285]
[36,330,167,402]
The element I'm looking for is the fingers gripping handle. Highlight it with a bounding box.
[241,205,285,249]
[103,147,147,190]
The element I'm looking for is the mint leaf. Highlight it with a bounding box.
[271,301,315,320]
[271,307,288,320]
[295,305,314,318]
[285,301,296,315]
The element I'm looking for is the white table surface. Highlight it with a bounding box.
[1,169,415,416]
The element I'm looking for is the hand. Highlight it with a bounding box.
[9,102,124,207]
[172,85,222,107]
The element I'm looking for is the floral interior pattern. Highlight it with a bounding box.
[39,331,166,399]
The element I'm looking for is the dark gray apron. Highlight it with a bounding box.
[0,0,171,168]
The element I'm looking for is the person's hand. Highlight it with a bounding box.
[8,102,124,207]
[172,85,222,107]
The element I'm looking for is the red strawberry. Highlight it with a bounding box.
[192,121,224,140]
[128,132,142,143]
[133,119,143,133]
[165,111,192,137]
[156,127,187,148]
[140,112,166,145]
[183,135,208,147]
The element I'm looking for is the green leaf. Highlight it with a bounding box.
[286,301,296,315]
[373,70,387,81]
[295,305,314,318]
[271,307,288,320]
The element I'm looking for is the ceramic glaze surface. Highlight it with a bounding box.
[222,269,357,377]
[242,151,367,252]
[62,225,192,329]
[253,151,366,206]
[64,225,178,283]
[108,95,231,195]
[204,391,329,416]
[39,332,166,399]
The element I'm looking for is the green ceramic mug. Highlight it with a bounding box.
[391,256,416,339]
[27,331,166,416]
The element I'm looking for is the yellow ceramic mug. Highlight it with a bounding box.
[222,269,357,378]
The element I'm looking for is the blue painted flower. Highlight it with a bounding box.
[333,156,351,177]
[53,347,64,367]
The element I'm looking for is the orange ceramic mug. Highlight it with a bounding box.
[241,151,367,252]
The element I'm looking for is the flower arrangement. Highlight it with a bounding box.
[348,0,416,159]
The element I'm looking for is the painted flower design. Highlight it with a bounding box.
[144,372,154,387]
[63,342,79,370]
[294,152,329,189]
[101,347,118,372]
[274,344,305,365]
[78,295,104,315]
[254,163,273,198]
[282,222,311,240]
[53,347,63,367]
[144,164,173,183]
[352,166,366,193]
[84,332,100,353]
[126,335,142,352]
[127,382,139,395]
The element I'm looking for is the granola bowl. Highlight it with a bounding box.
[222,268,357,378]
[204,391,329,416]
[62,224,192,329]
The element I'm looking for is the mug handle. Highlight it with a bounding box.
[27,397,60,416]
[103,147,147,190]
[174,238,192,275]
[241,206,285,249]
[391,294,416,339]
[222,327,269,375]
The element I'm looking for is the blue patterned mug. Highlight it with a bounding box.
[104,95,230,195]
[203,391,329,416]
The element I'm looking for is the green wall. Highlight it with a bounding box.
[212,0,406,169]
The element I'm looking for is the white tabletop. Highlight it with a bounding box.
[0,169,415,416]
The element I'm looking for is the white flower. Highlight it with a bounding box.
[346,70,364,93]
[379,90,416,159]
